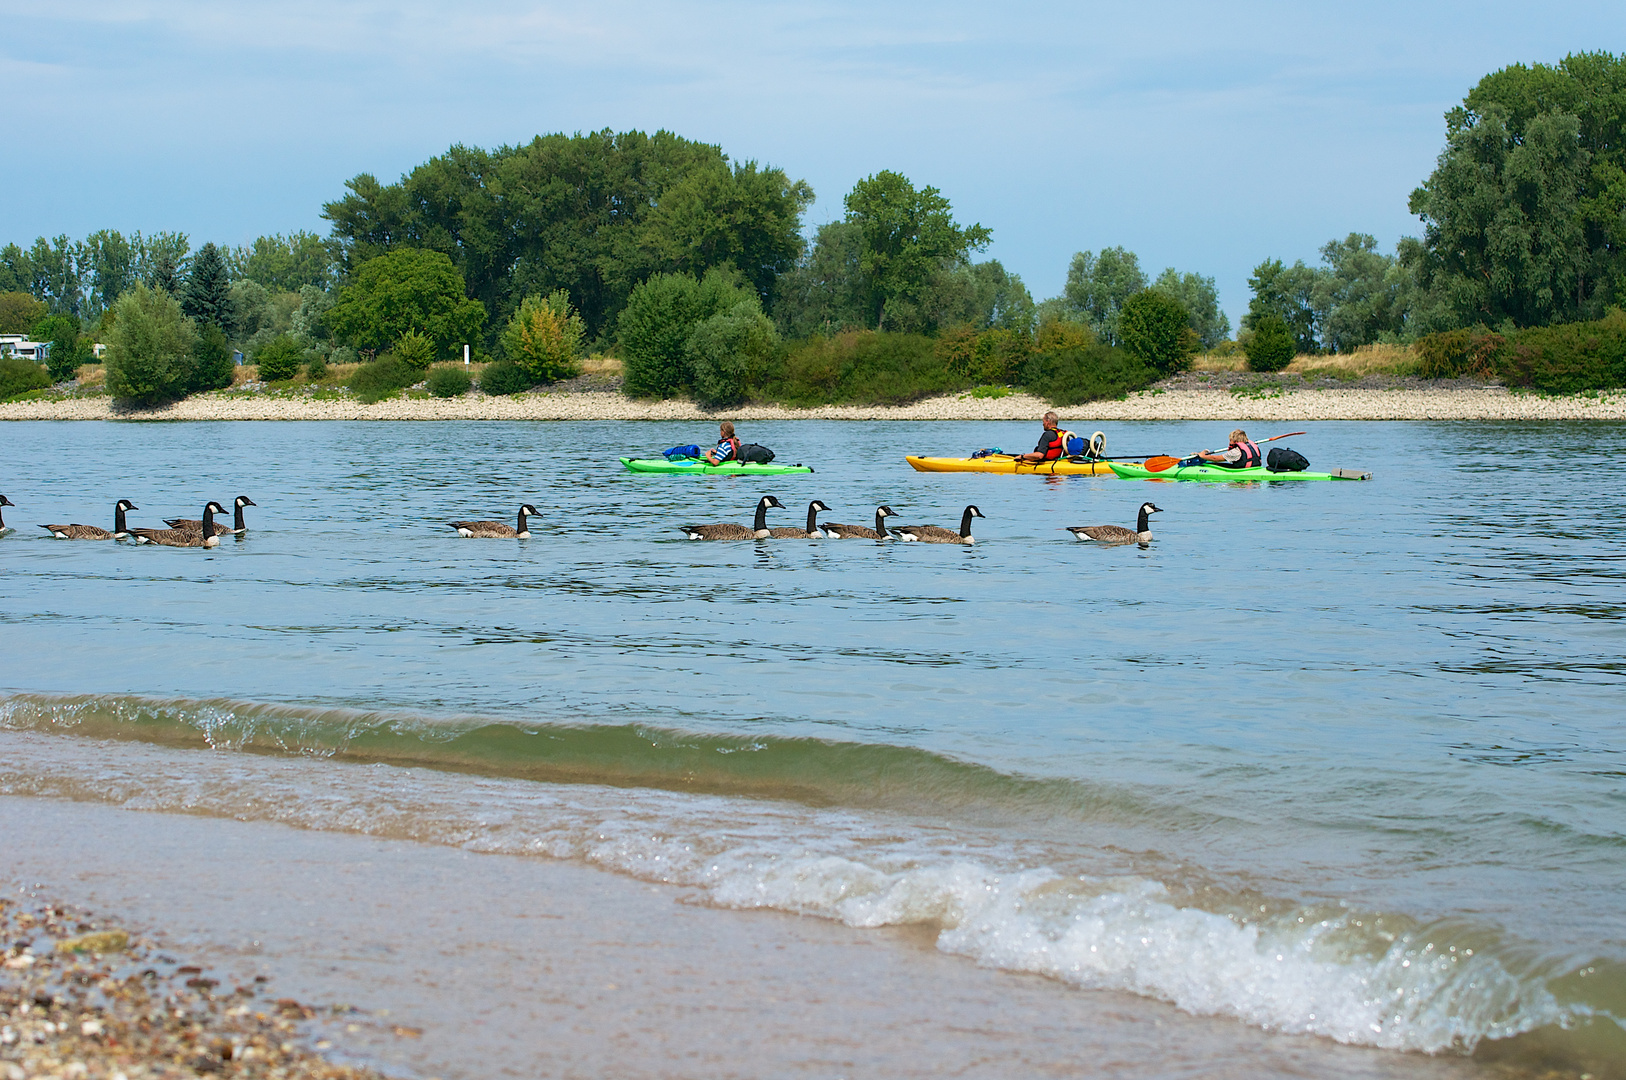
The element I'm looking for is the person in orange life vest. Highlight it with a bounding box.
[1011,411,1071,463]
[1195,429,1262,468]
[703,421,743,464]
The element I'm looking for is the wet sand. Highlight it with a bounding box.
[0,795,1491,1080]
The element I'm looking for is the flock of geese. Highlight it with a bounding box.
[0,493,1163,547]
[677,495,1163,546]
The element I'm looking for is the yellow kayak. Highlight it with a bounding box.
[905,455,1118,476]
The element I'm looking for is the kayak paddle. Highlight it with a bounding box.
[1142,432,1307,473]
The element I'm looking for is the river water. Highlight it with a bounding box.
[1,418,1622,1077]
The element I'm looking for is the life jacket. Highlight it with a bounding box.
[716,436,742,461]
[1228,439,1262,468]
[1041,428,1073,461]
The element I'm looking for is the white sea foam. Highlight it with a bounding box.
[0,728,1595,1054]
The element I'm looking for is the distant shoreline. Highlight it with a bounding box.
[4,383,1626,421]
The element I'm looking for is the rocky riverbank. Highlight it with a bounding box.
[4,372,1625,421]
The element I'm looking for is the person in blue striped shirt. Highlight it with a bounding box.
[704,421,742,464]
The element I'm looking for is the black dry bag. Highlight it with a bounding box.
[1267,447,1309,472]
[739,443,776,464]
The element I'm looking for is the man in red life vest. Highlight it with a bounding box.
[703,421,743,465]
[1196,429,1262,468]
[1011,411,1070,464]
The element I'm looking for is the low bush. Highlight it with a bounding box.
[348,355,418,403]
[1498,309,1626,394]
[255,334,305,382]
[1244,315,1296,372]
[427,364,473,397]
[478,358,532,396]
[1019,345,1158,405]
[937,325,1033,384]
[765,331,955,406]
[1413,328,1505,379]
[688,301,779,408]
[305,353,329,381]
[0,356,51,400]
[395,330,435,372]
[503,290,584,383]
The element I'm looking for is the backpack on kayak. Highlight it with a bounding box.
[1267,447,1309,472]
[1064,430,1106,458]
[662,444,702,459]
[738,443,775,464]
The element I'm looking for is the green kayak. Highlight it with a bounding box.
[620,456,815,475]
[1107,462,1371,482]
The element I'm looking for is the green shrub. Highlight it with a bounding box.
[35,314,89,382]
[936,325,1034,384]
[189,323,235,392]
[1413,328,1505,379]
[478,358,532,396]
[619,269,756,397]
[395,330,435,372]
[255,334,305,381]
[0,356,51,400]
[766,331,953,406]
[1019,345,1158,406]
[305,353,329,381]
[105,284,197,405]
[502,290,584,383]
[1243,315,1296,372]
[1119,290,1197,375]
[348,355,418,403]
[1497,309,1626,394]
[688,301,779,408]
[427,364,473,397]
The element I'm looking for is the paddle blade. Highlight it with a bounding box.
[1142,456,1179,472]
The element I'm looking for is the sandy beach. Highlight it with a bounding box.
[4,381,1626,423]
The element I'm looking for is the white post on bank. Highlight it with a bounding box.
[463,343,470,367]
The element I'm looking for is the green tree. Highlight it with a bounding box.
[1061,247,1147,345]
[394,330,435,371]
[843,171,992,331]
[1314,234,1415,351]
[0,292,47,334]
[1409,105,1591,328]
[253,334,305,381]
[136,232,189,295]
[1151,269,1230,349]
[687,300,779,407]
[1244,258,1326,353]
[83,230,136,317]
[1119,290,1196,375]
[772,220,871,337]
[619,268,756,397]
[501,290,584,382]
[190,322,235,392]
[1244,314,1297,372]
[34,313,88,381]
[105,284,197,404]
[229,231,334,292]
[183,242,232,330]
[325,249,486,360]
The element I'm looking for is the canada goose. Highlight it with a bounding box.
[449,504,540,538]
[820,505,897,540]
[0,494,13,534]
[166,495,255,536]
[130,503,228,548]
[891,505,985,545]
[40,499,139,541]
[678,495,785,540]
[768,500,833,539]
[1066,502,1161,545]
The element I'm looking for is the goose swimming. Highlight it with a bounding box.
[449,504,539,538]
[0,494,13,535]
[130,503,228,548]
[41,499,139,540]
[166,495,255,536]
[820,505,897,540]
[768,500,833,539]
[678,496,784,540]
[1066,502,1161,545]
[891,505,984,545]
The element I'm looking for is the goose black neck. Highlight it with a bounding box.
[1137,506,1150,532]
[805,503,820,532]
[960,507,975,537]
[753,501,769,531]
[114,504,127,533]
[201,505,216,535]
[874,508,886,534]
[0,505,6,529]
[234,503,247,531]
[516,508,529,533]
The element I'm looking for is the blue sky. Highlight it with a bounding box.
[2,1,1621,327]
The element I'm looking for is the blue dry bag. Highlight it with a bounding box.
[663,444,703,459]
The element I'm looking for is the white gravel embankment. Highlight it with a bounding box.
[5,384,1626,421]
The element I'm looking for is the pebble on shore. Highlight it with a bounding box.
[1,895,406,1080]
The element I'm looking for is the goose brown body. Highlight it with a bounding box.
[679,496,784,540]
[768,500,832,539]
[1067,503,1161,545]
[891,505,984,545]
[130,503,227,548]
[167,495,255,536]
[41,499,138,540]
[820,505,896,539]
[449,504,539,538]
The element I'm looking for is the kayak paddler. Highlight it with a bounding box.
[1190,429,1262,469]
[1010,411,1071,464]
[703,421,743,465]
